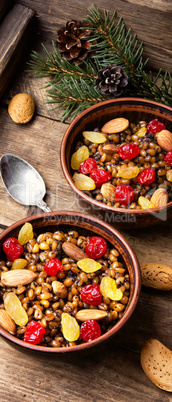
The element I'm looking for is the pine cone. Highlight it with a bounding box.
[56,20,92,65]
[95,65,128,98]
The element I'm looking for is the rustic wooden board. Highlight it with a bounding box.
[17,0,172,72]
[0,0,14,24]
[0,3,35,98]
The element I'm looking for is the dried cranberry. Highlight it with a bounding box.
[90,168,111,187]
[80,319,101,342]
[81,284,102,305]
[79,158,97,174]
[118,143,140,160]
[3,237,23,261]
[44,258,63,275]
[115,185,135,205]
[24,321,46,344]
[147,119,166,134]
[85,236,107,259]
[164,150,172,166]
[137,168,155,185]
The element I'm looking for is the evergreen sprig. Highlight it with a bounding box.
[28,5,172,121]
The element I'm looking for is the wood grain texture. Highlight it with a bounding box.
[0,3,35,98]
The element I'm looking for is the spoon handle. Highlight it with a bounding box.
[37,200,51,212]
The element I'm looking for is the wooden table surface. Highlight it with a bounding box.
[0,1,171,401]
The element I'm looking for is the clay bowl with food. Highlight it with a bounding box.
[61,98,172,228]
[0,211,141,355]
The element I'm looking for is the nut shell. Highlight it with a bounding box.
[156,130,172,151]
[140,262,172,290]
[8,93,35,124]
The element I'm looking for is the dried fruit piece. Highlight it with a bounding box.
[12,258,28,270]
[76,309,107,321]
[115,185,135,205]
[18,222,33,245]
[4,292,28,326]
[166,169,172,182]
[136,127,147,138]
[147,119,166,134]
[118,143,140,160]
[100,277,123,300]
[90,168,111,187]
[85,237,107,259]
[156,130,172,152]
[61,312,80,342]
[71,145,89,170]
[0,309,16,334]
[79,158,97,174]
[138,196,155,209]
[80,319,101,342]
[77,258,102,273]
[137,168,155,185]
[52,281,67,298]
[82,131,107,143]
[140,338,172,392]
[24,321,46,344]
[118,165,139,179]
[1,269,37,287]
[3,237,23,261]
[81,284,102,305]
[150,188,168,207]
[164,150,172,166]
[102,144,119,154]
[100,182,116,202]
[101,118,129,134]
[44,258,63,275]
[140,263,172,290]
[73,173,96,190]
[62,242,87,261]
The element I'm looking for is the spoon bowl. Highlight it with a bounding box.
[0,154,51,212]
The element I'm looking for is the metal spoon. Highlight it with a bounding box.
[0,154,51,212]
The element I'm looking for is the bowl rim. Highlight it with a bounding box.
[0,210,141,353]
[60,97,172,215]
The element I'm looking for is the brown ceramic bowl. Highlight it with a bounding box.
[60,98,172,228]
[0,211,141,354]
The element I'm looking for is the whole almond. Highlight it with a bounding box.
[76,309,107,321]
[150,188,169,207]
[140,262,172,290]
[102,144,119,155]
[0,309,16,334]
[52,281,67,298]
[1,269,37,287]
[101,118,129,134]
[101,182,116,202]
[141,338,172,392]
[62,242,87,261]
[156,130,172,151]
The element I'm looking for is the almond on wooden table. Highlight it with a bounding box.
[62,242,87,261]
[140,263,172,290]
[1,269,37,287]
[0,309,16,334]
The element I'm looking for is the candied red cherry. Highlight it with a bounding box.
[137,168,155,185]
[80,319,101,342]
[85,236,107,259]
[24,321,46,345]
[81,284,102,305]
[115,185,135,205]
[44,258,63,275]
[164,150,172,166]
[147,119,166,134]
[3,237,23,261]
[118,143,140,160]
[79,158,97,174]
[90,168,111,187]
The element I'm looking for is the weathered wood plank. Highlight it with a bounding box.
[0,0,14,24]
[0,4,35,98]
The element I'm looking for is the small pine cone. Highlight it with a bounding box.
[57,20,92,65]
[95,65,128,98]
